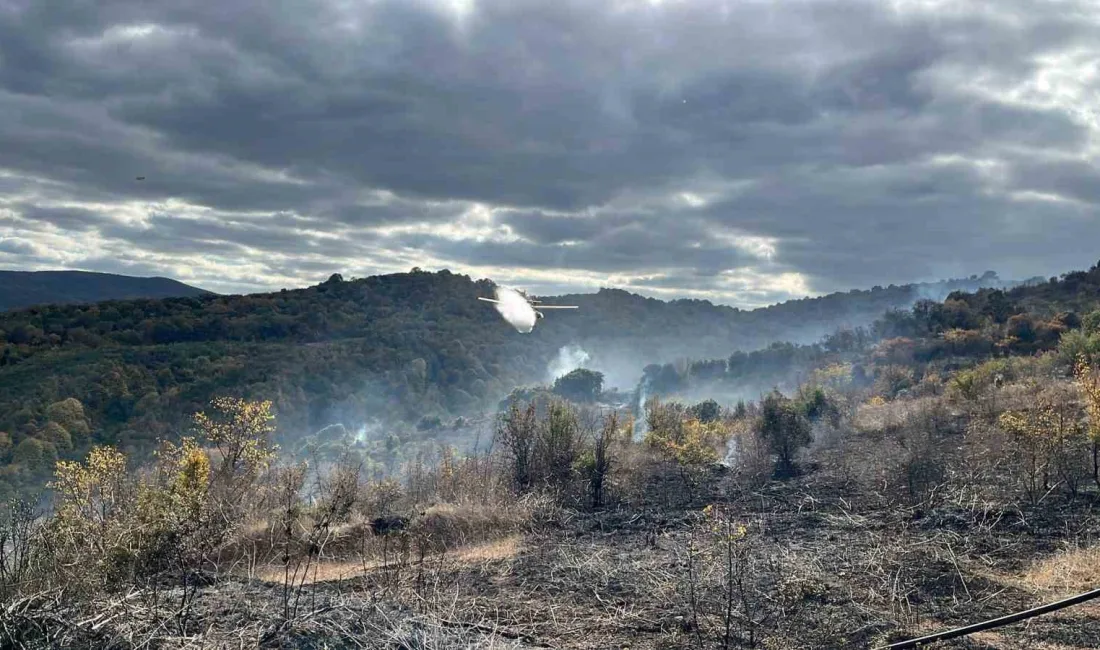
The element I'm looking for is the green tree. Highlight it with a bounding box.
[689,399,721,423]
[552,369,604,403]
[758,391,811,478]
[12,438,57,475]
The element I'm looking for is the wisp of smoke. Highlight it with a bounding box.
[493,287,538,333]
[547,345,591,383]
[632,377,650,442]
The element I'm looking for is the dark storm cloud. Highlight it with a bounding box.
[2,0,1099,301]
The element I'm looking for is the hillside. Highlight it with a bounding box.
[0,270,212,311]
[0,268,1015,497]
[3,264,1100,649]
[642,260,1100,410]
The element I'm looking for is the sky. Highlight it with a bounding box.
[1,0,1098,307]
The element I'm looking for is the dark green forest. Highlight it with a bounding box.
[0,265,1048,499]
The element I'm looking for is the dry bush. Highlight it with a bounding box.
[838,396,961,508]
[1075,356,1100,489]
[575,411,629,509]
[725,418,772,490]
[532,401,583,500]
[851,398,909,437]
[360,476,406,518]
[872,364,915,399]
[946,355,1059,421]
[0,496,37,599]
[675,509,830,649]
[941,418,1018,510]
[999,380,1090,503]
[609,435,667,508]
[496,401,538,494]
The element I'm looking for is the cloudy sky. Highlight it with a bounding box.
[1,0,1098,306]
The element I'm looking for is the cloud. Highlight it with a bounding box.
[1,0,1099,302]
[0,238,37,255]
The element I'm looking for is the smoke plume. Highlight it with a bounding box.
[632,377,650,441]
[547,345,591,383]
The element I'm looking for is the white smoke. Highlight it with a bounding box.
[721,434,740,467]
[547,345,591,383]
[493,287,538,333]
[632,377,650,441]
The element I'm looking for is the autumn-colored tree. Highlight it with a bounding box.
[47,446,133,589]
[999,385,1089,501]
[1074,357,1100,489]
[646,414,730,501]
[193,397,277,511]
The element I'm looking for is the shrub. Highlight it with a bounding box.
[758,391,812,477]
[999,382,1090,502]
[576,412,626,509]
[496,401,537,493]
[1074,357,1100,489]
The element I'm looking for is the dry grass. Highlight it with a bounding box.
[411,502,531,552]
[249,534,524,585]
[1023,543,1100,595]
[968,631,1096,650]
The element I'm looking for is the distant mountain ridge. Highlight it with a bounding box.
[0,270,212,311]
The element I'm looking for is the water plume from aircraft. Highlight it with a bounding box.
[491,286,538,333]
[479,286,577,333]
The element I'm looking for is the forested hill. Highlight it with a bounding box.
[547,270,1019,354]
[0,268,1015,368]
[636,260,1100,409]
[0,268,1013,498]
[0,270,211,311]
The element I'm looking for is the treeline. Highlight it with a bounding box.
[636,261,1100,403]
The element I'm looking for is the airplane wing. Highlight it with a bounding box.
[535,305,578,309]
[477,297,501,304]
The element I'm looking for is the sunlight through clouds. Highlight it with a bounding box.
[2,0,1099,304]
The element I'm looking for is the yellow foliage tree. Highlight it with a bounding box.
[1074,356,1100,489]
[193,397,277,508]
[142,437,212,525]
[647,418,726,467]
[51,445,129,530]
[48,446,134,587]
[810,363,852,391]
[646,417,730,501]
[999,385,1088,502]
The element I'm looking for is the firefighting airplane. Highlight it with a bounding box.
[478,287,577,333]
